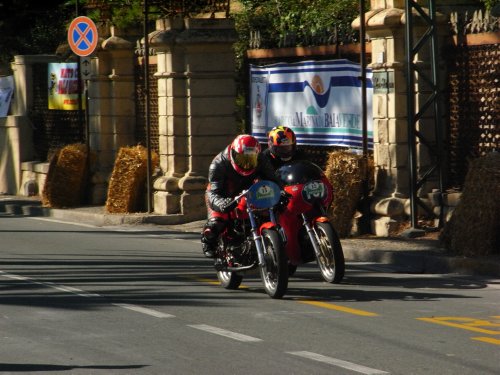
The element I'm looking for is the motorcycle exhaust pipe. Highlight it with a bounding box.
[226,263,258,272]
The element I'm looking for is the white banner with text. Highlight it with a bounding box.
[250,59,372,149]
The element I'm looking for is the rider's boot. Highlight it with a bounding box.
[201,228,216,258]
[201,218,226,258]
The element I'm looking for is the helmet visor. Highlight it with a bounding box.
[233,151,259,171]
[274,144,294,160]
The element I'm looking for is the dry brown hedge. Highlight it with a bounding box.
[41,143,88,208]
[105,145,158,213]
[324,150,371,238]
[440,152,500,256]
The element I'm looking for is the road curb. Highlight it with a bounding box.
[344,247,500,277]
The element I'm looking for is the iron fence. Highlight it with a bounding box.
[447,42,499,188]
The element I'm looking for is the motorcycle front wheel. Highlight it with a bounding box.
[259,228,288,299]
[313,221,345,283]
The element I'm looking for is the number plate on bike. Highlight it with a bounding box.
[302,180,327,203]
[247,180,281,209]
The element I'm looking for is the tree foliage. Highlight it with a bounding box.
[233,0,363,66]
[0,0,73,70]
[477,0,500,10]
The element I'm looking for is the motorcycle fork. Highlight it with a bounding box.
[247,209,266,266]
[301,213,322,259]
[269,209,287,245]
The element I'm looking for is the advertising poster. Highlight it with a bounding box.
[250,59,373,149]
[48,63,84,110]
[0,75,14,117]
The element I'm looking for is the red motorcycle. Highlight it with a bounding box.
[214,180,289,299]
[276,160,345,283]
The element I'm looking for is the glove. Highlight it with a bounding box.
[220,198,238,213]
[277,191,291,211]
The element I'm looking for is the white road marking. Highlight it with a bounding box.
[113,303,175,318]
[188,324,262,342]
[28,217,200,242]
[0,271,100,298]
[41,281,101,298]
[0,271,173,318]
[29,217,98,228]
[287,351,389,374]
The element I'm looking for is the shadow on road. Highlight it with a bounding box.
[0,363,147,372]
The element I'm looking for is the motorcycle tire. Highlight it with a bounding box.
[260,228,288,299]
[215,238,243,290]
[313,221,345,283]
[217,269,243,290]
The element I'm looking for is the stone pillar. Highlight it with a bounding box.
[353,0,447,235]
[87,26,136,204]
[1,55,58,195]
[151,18,238,220]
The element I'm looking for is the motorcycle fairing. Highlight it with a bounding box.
[278,207,303,265]
[246,180,281,209]
[277,161,334,266]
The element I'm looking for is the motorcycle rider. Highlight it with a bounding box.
[201,134,287,258]
[262,125,306,170]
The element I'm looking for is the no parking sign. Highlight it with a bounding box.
[67,16,98,57]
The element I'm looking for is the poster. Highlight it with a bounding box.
[0,75,14,117]
[250,59,373,149]
[48,62,84,110]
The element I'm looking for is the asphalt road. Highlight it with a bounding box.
[1,215,499,374]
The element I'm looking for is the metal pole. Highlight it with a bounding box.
[76,0,85,150]
[358,0,371,234]
[359,0,368,157]
[144,0,152,213]
[405,0,418,229]
[429,0,445,228]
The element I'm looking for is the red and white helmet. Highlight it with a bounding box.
[229,134,261,176]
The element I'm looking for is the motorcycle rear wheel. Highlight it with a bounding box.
[260,228,288,299]
[215,237,243,289]
[313,222,345,283]
[217,270,243,290]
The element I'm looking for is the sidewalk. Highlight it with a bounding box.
[1,195,499,278]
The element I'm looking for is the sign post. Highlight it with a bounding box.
[67,15,98,167]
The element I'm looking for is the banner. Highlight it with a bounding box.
[48,63,84,110]
[250,59,373,149]
[0,75,14,117]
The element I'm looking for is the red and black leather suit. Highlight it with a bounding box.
[202,145,282,245]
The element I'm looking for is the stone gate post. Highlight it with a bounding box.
[88,26,136,204]
[353,0,448,235]
[150,18,238,220]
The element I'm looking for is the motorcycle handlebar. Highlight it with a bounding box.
[225,189,248,212]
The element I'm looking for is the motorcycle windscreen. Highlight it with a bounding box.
[246,180,281,209]
[276,160,324,186]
